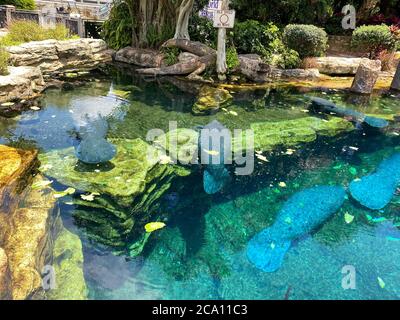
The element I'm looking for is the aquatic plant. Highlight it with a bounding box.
[247,186,346,272]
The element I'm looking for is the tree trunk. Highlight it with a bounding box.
[174,0,194,40]
[162,39,216,56]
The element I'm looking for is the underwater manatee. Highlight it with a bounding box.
[349,153,400,210]
[199,120,231,194]
[247,186,346,272]
[308,96,389,129]
[74,116,117,164]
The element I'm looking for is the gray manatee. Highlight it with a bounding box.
[198,120,231,194]
[247,186,346,272]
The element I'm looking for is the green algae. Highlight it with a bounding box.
[192,86,233,115]
[46,227,88,300]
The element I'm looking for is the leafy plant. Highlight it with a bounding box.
[351,24,396,59]
[232,20,280,60]
[0,0,35,10]
[162,47,180,66]
[0,46,9,76]
[101,2,132,50]
[226,46,240,71]
[189,14,217,48]
[283,24,328,58]
[0,20,73,46]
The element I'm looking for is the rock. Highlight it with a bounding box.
[238,54,320,82]
[114,47,165,68]
[313,57,369,75]
[39,139,191,252]
[192,86,233,115]
[391,61,400,91]
[0,66,45,104]
[6,39,112,75]
[178,52,199,63]
[350,59,382,94]
[46,228,88,300]
[0,248,11,300]
[272,68,320,80]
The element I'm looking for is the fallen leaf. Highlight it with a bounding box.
[32,180,53,190]
[278,182,287,188]
[145,222,166,233]
[81,193,96,201]
[30,106,41,111]
[377,277,385,289]
[344,212,354,224]
[285,149,295,155]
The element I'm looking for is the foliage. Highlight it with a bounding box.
[232,20,280,59]
[351,24,396,58]
[162,47,180,66]
[273,47,301,69]
[188,14,217,47]
[0,20,73,46]
[0,46,9,76]
[0,0,35,10]
[226,46,240,71]
[101,2,132,50]
[283,24,328,58]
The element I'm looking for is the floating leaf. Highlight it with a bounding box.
[30,106,41,111]
[255,154,269,162]
[377,277,385,289]
[278,182,287,188]
[203,149,220,156]
[349,167,357,176]
[229,111,238,116]
[32,180,53,190]
[54,187,76,199]
[81,193,97,201]
[344,212,354,224]
[285,149,295,155]
[145,222,166,233]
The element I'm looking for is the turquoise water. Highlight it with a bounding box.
[1,69,400,300]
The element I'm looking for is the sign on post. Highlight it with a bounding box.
[213,10,235,28]
[199,0,222,21]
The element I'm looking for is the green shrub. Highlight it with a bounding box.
[273,47,301,69]
[162,47,180,66]
[226,46,240,71]
[283,24,328,58]
[102,2,132,50]
[352,25,396,59]
[232,20,280,59]
[0,20,72,46]
[189,14,217,48]
[0,46,9,76]
[0,0,35,10]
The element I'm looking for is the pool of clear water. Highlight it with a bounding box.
[1,68,400,300]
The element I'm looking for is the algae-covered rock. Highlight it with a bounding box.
[192,86,233,115]
[39,138,190,253]
[46,228,88,300]
[234,116,354,153]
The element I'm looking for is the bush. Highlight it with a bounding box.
[226,46,240,71]
[232,20,280,59]
[283,24,328,58]
[0,20,73,46]
[189,14,217,48]
[102,2,132,50]
[0,46,9,76]
[351,25,396,59]
[0,0,35,10]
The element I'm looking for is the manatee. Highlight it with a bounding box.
[74,116,117,164]
[349,153,400,210]
[199,120,231,194]
[247,186,346,272]
[308,96,389,129]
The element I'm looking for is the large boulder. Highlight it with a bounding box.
[114,47,165,68]
[0,66,45,104]
[313,57,371,75]
[391,61,400,91]
[38,138,191,253]
[350,59,382,94]
[6,39,113,75]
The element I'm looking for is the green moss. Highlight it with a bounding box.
[46,228,88,300]
[192,86,233,115]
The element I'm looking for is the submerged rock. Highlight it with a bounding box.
[247,186,346,272]
[349,153,400,210]
[192,86,233,115]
